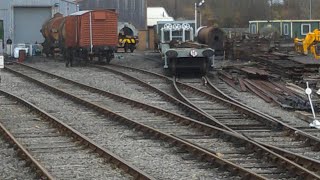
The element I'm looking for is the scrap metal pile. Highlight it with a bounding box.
[251,53,320,82]
[218,65,316,110]
[226,33,280,60]
[218,30,320,112]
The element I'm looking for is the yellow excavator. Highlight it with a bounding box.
[294,29,320,59]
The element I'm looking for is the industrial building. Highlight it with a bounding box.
[0,0,78,48]
[78,0,147,30]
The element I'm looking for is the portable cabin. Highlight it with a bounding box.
[249,20,320,38]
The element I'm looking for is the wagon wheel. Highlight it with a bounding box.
[105,51,114,64]
[106,54,111,64]
[89,55,93,61]
[82,51,89,65]
[130,45,135,53]
[200,58,208,75]
[124,44,128,53]
[65,48,73,67]
[164,23,172,30]
[98,54,103,62]
[62,50,67,61]
[171,59,177,76]
[182,23,191,30]
[106,57,111,64]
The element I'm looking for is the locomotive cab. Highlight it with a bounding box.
[117,22,139,53]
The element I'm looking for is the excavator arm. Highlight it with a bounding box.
[294,29,320,59]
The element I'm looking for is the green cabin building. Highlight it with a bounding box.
[249,20,320,38]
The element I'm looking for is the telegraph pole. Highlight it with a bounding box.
[270,0,273,20]
[174,0,178,19]
[310,0,312,19]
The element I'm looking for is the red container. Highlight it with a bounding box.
[18,50,26,62]
[63,10,118,49]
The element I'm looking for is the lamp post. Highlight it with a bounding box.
[310,0,312,20]
[194,0,205,31]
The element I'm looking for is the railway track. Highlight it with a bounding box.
[209,74,320,141]
[2,63,249,179]
[0,90,150,180]
[61,63,320,174]
[173,76,320,167]
[206,74,320,139]
[88,64,237,129]
[0,116,50,180]
[3,63,320,179]
[0,136,38,180]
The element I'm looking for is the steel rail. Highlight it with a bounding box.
[3,65,276,179]
[100,64,320,146]
[173,77,320,173]
[0,90,154,180]
[4,64,320,179]
[90,64,237,132]
[0,122,54,180]
[205,75,320,148]
[89,63,320,174]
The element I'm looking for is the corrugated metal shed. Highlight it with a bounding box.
[78,0,147,30]
[0,0,78,48]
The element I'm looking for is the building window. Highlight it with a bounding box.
[283,23,289,35]
[301,24,311,35]
[251,24,257,34]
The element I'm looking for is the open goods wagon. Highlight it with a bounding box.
[41,10,118,65]
[155,20,215,75]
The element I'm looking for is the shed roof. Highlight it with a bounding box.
[249,20,320,23]
[70,10,90,16]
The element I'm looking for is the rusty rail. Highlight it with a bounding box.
[80,63,320,175]
[0,122,54,180]
[205,75,320,151]
[0,90,154,180]
[4,63,320,179]
[2,64,278,179]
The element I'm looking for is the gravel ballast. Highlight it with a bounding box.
[0,69,237,179]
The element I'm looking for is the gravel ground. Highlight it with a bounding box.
[25,55,162,102]
[2,51,319,179]
[0,137,36,180]
[20,56,193,119]
[26,52,315,130]
[0,96,131,180]
[0,69,236,179]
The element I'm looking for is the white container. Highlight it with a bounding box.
[6,44,13,56]
[14,47,29,58]
[0,55,4,69]
[0,39,3,54]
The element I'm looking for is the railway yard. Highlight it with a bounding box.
[0,49,319,179]
[2,0,320,179]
